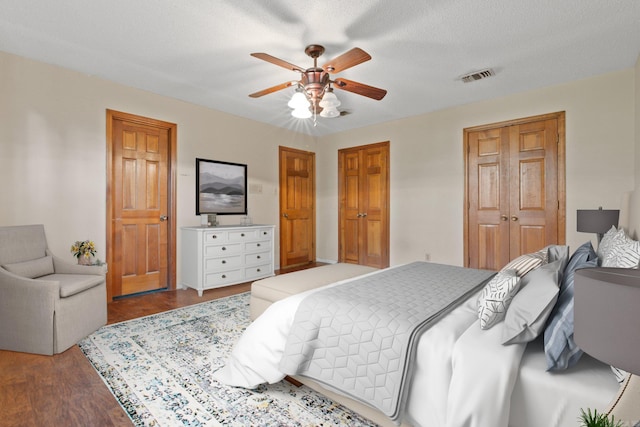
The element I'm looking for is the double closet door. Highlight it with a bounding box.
[465,112,566,271]
[338,141,390,269]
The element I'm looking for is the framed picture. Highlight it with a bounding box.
[196,158,247,215]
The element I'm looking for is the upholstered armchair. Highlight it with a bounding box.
[0,224,107,355]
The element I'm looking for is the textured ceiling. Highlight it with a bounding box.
[1,0,639,136]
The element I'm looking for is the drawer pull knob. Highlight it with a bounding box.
[241,233,245,237]
[222,247,226,251]
[257,243,261,247]
[222,260,226,264]
[222,274,226,279]
[257,268,261,272]
[212,235,217,239]
[263,232,267,235]
[257,255,261,259]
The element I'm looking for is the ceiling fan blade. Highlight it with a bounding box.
[249,81,296,98]
[251,53,305,73]
[322,48,371,73]
[333,78,387,100]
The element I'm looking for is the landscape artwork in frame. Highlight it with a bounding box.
[196,158,247,215]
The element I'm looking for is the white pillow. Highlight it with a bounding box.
[501,256,566,345]
[477,269,520,330]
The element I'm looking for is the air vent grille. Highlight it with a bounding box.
[460,68,495,83]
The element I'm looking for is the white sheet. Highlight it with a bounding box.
[446,320,527,427]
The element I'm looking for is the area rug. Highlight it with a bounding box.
[79,292,376,426]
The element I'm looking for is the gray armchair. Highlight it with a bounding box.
[0,224,107,355]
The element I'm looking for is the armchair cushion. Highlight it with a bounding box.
[42,273,105,298]
[3,255,54,279]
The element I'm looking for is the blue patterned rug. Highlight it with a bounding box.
[79,292,376,426]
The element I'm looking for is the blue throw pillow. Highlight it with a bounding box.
[543,241,597,371]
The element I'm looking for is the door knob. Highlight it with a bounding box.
[283,213,289,218]
[501,215,508,221]
[160,215,168,221]
[511,216,519,221]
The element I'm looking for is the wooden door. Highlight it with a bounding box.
[465,112,565,270]
[338,141,390,268]
[107,110,177,300]
[279,146,315,269]
[466,127,511,270]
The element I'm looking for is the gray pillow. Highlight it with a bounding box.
[501,248,568,345]
[2,255,54,278]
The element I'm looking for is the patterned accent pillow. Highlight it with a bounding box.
[597,226,626,265]
[502,249,547,277]
[477,269,520,330]
[543,241,597,371]
[602,235,640,268]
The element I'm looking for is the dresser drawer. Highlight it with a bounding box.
[245,263,272,280]
[245,241,270,252]
[244,251,271,265]
[204,255,242,271]
[204,243,242,257]
[204,231,227,243]
[204,268,242,286]
[228,229,257,241]
[256,228,273,240]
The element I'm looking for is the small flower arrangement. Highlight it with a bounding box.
[71,240,96,261]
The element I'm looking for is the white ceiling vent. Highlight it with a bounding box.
[460,68,495,83]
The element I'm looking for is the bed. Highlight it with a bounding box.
[213,207,639,425]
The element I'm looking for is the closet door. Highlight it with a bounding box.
[465,113,565,270]
[338,141,390,268]
[508,119,559,258]
[466,127,511,270]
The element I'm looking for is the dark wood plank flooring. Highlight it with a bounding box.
[0,263,323,427]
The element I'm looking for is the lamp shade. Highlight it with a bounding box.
[577,209,619,234]
[574,267,640,375]
[288,92,310,109]
[319,91,341,108]
[291,107,311,119]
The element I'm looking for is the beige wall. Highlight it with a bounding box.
[1,50,638,279]
[628,55,640,237]
[316,69,637,265]
[0,51,316,278]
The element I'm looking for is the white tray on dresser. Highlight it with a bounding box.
[180,224,275,296]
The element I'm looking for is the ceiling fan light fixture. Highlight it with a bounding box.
[319,90,341,108]
[291,107,312,119]
[320,106,340,118]
[287,91,310,109]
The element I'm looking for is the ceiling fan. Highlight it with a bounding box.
[249,44,387,118]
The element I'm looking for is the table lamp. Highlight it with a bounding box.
[574,267,640,425]
[577,207,620,243]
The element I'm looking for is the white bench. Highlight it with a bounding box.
[249,263,378,320]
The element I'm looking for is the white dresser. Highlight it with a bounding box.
[180,225,275,296]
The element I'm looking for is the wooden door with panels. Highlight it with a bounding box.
[464,112,565,270]
[107,110,177,300]
[338,141,390,269]
[279,146,316,269]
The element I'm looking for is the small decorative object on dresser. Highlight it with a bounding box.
[180,225,275,296]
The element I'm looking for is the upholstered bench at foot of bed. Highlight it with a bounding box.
[249,263,378,320]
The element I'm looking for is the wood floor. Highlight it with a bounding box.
[0,263,322,427]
